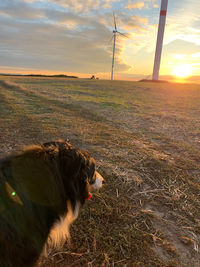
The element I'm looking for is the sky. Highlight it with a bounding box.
[0,0,200,81]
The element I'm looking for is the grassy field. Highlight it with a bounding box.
[0,76,200,266]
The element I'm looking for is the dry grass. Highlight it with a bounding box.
[0,76,200,266]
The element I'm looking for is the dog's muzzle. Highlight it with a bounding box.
[90,171,104,191]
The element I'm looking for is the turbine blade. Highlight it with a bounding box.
[113,12,117,30]
[108,35,114,45]
[117,31,128,38]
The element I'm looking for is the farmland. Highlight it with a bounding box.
[0,76,200,266]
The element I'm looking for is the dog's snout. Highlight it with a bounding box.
[90,171,104,191]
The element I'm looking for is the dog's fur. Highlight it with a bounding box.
[0,140,103,267]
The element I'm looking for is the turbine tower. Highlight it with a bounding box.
[152,0,168,81]
[111,13,127,81]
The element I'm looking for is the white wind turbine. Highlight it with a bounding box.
[152,0,168,81]
[111,13,128,81]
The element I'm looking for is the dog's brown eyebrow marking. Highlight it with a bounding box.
[4,182,23,206]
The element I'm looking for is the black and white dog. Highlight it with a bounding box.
[0,140,104,267]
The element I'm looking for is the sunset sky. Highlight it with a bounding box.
[0,0,200,81]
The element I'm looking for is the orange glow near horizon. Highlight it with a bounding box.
[1,65,199,82]
[0,67,113,80]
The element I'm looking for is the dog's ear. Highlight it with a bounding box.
[76,155,96,203]
[80,157,96,183]
[58,147,95,198]
[70,151,96,183]
[60,146,95,180]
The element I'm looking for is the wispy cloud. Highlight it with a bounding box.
[0,0,44,19]
[120,15,148,30]
[102,0,121,9]
[126,2,145,10]
[49,0,101,13]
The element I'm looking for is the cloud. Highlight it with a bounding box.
[101,12,148,33]
[126,2,145,10]
[44,9,88,30]
[164,21,200,47]
[163,1,200,47]
[0,0,44,19]
[121,15,148,31]
[0,0,151,78]
[0,6,131,74]
[23,0,40,2]
[102,0,121,9]
[164,39,200,55]
[48,0,122,13]
[125,0,158,10]
[191,52,200,58]
[48,0,101,13]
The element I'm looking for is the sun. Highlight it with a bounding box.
[173,65,193,78]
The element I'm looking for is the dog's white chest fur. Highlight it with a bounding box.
[46,200,80,251]
[44,171,104,254]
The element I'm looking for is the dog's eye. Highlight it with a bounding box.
[89,172,97,184]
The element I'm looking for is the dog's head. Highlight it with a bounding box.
[42,140,104,206]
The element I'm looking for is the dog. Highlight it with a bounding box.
[0,140,104,267]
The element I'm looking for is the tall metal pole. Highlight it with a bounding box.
[152,0,168,81]
[111,32,116,81]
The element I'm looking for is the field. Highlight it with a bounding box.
[0,76,200,266]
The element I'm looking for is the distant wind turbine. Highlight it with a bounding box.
[111,13,128,81]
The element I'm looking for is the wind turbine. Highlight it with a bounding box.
[111,13,127,81]
[152,0,168,80]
